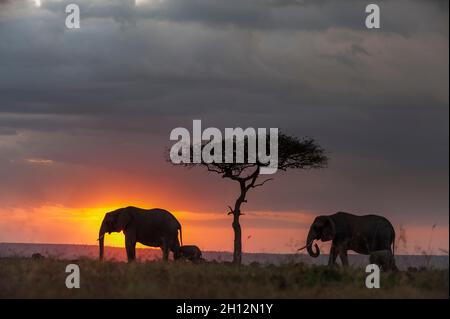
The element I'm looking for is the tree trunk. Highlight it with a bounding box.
[232,212,242,264]
[232,183,247,265]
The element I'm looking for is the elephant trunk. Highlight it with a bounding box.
[306,229,320,258]
[98,221,106,260]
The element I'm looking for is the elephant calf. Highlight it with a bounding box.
[369,249,397,271]
[178,245,203,263]
[31,253,44,260]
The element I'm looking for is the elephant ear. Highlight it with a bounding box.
[114,208,133,231]
[320,216,336,241]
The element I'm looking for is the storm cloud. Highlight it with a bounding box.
[0,0,448,229]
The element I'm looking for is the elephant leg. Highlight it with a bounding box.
[172,241,181,260]
[125,237,136,262]
[328,244,338,266]
[172,236,181,260]
[161,239,169,261]
[338,247,349,267]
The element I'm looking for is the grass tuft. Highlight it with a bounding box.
[0,257,447,298]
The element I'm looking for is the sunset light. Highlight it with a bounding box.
[0,0,448,301]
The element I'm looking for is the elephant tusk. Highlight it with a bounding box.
[297,240,314,251]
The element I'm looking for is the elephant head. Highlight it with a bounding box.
[98,208,132,260]
[305,215,336,258]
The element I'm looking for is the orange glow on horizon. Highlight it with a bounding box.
[0,204,448,255]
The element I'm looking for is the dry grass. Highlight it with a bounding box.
[0,257,448,299]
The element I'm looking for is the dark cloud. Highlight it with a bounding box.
[0,128,17,136]
[33,0,448,35]
[0,0,448,226]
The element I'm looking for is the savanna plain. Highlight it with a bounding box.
[0,256,448,299]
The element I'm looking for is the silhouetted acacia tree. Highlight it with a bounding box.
[171,133,328,264]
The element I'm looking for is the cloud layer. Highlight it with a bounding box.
[0,0,448,236]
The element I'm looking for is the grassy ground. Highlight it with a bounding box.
[0,257,448,298]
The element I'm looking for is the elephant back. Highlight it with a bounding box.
[138,208,181,231]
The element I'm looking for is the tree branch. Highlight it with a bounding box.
[244,166,261,191]
[251,178,274,188]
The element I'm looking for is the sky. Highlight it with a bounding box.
[0,0,448,254]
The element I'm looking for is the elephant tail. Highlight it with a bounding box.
[178,225,183,246]
[392,238,395,257]
[392,227,396,257]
